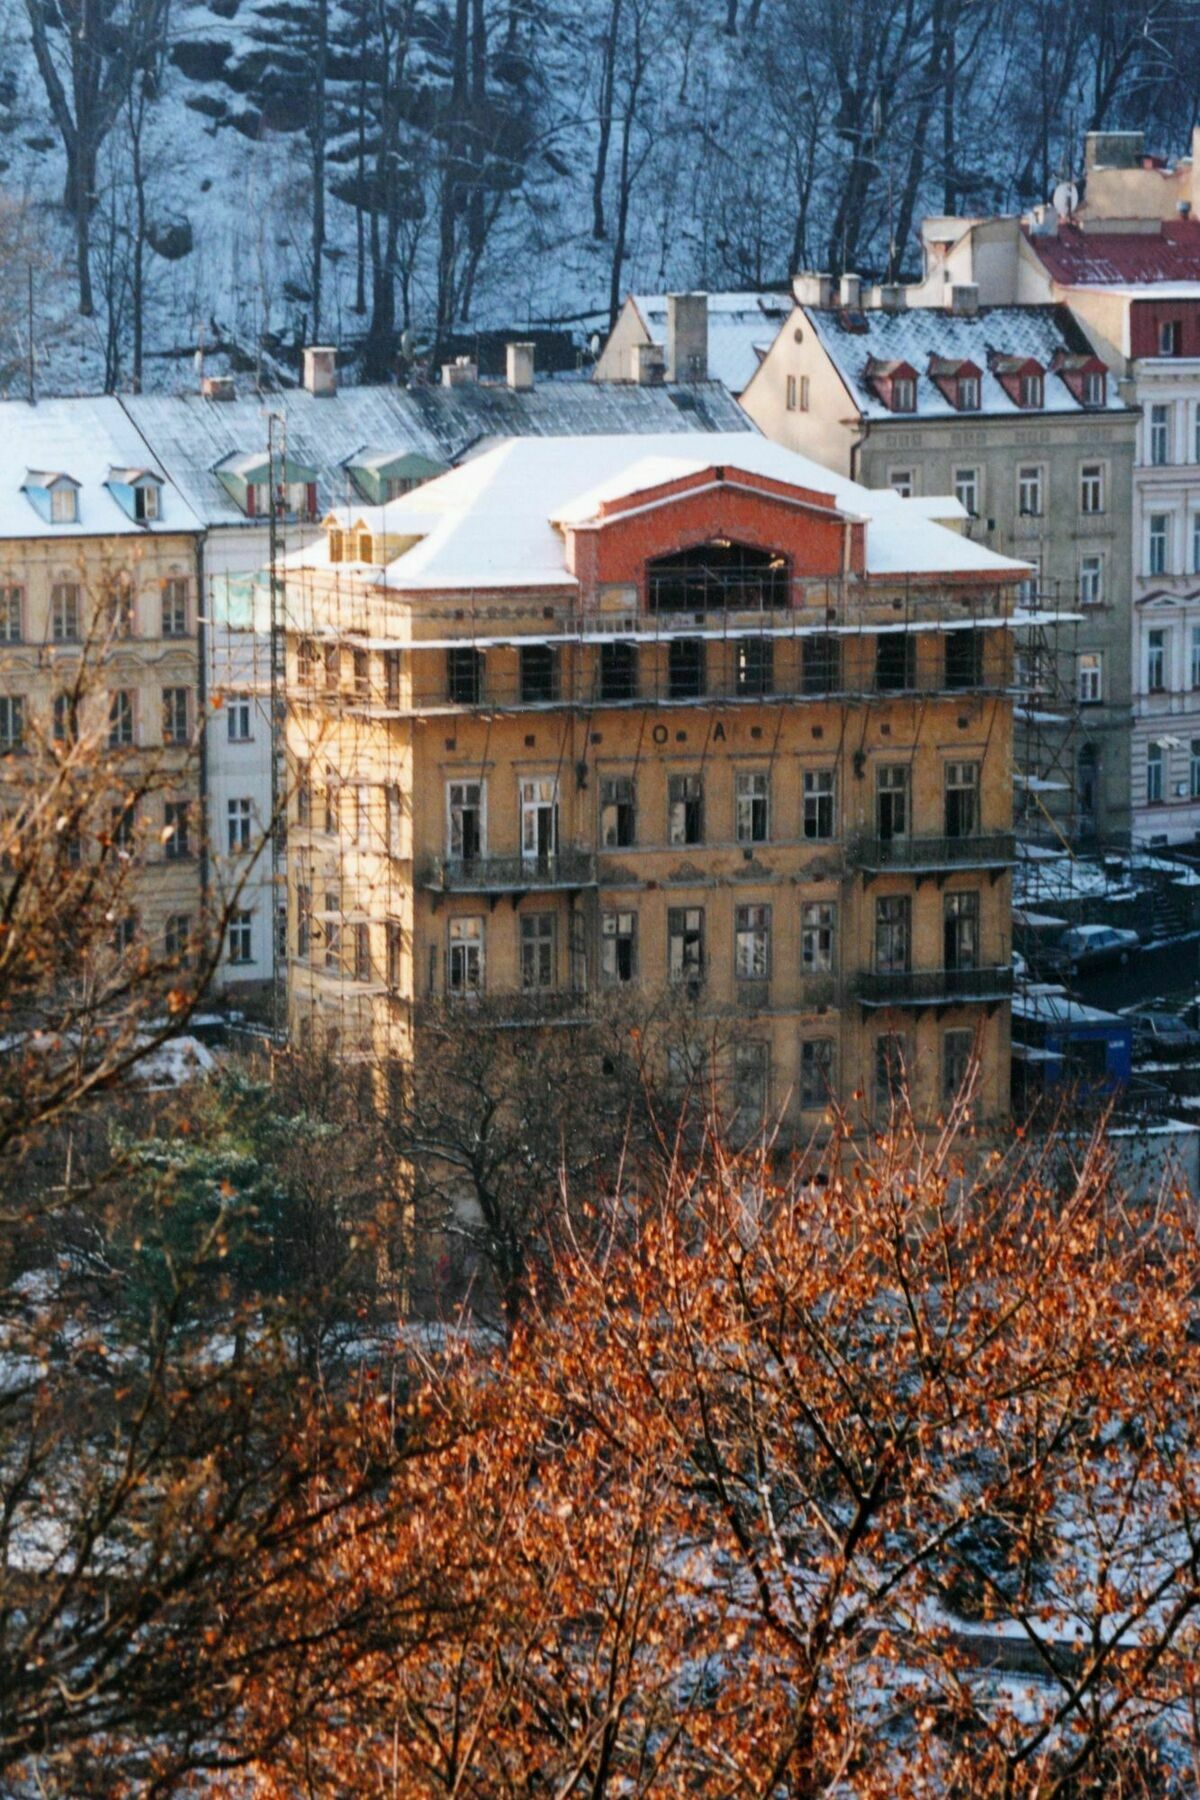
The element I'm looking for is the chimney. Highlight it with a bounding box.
[839,272,862,309]
[1084,129,1143,172]
[666,292,708,382]
[441,356,479,388]
[792,272,834,308]
[302,345,337,397]
[948,283,979,316]
[878,283,906,312]
[632,341,666,385]
[201,374,236,402]
[505,341,535,390]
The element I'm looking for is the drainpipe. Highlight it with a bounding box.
[848,418,870,483]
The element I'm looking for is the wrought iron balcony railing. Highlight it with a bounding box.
[846,833,1017,874]
[418,850,598,892]
[851,966,1014,1007]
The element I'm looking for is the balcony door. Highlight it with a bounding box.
[876,765,909,844]
[943,891,979,973]
[521,778,558,870]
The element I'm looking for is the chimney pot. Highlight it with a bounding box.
[948,283,979,316]
[839,273,862,309]
[792,272,834,308]
[632,341,666,385]
[302,345,337,396]
[441,358,479,388]
[878,283,906,312]
[506,341,535,390]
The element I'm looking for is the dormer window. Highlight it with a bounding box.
[51,484,78,523]
[1019,373,1043,408]
[1160,319,1181,357]
[957,375,980,411]
[345,448,448,505]
[358,532,374,564]
[217,451,318,521]
[1051,349,1109,409]
[329,528,346,563]
[865,357,919,414]
[928,355,982,412]
[893,376,916,412]
[1083,370,1106,406]
[133,482,160,522]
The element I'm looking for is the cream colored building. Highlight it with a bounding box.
[0,398,204,954]
[285,433,1025,1130]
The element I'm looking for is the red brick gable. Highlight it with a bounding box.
[564,466,863,598]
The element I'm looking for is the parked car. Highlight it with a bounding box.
[1127,1010,1200,1060]
[1051,924,1141,975]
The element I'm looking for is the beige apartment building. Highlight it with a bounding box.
[284,433,1024,1130]
[740,285,1138,841]
[0,398,204,954]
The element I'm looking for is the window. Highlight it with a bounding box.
[668,907,704,984]
[0,587,22,642]
[447,777,485,860]
[275,902,288,969]
[1080,463,1104,515]
[228,911,253,965]
[520,777,558,866]
[322,893,342,970]
[227,697,252,742]
[943,890,979,971]
[800,1038,835,1109]
[1149,514,1169,577]
[892,377,916,412]
[599,641,638,702]
[50,483,77,524]
[296,761,312,828]
[132,481,160,522]
[447,921,485,993]
[944,629,981,691]
[736,636,773,696]
[668,638,706,700]
[1147,742,1164,805]
[164,801,190,860]
[1084,370,1106,406]
[1017,466,1043,517]
[801,900,835,974]
[297,885,311,958]
[385,651,401,706]
[1159,318,1180,356]
[108,689,134,747]
[954,467,979,517]
[875,894,911,973]
[943,1028,974,1102]
[227,796,253,853]
[353,922,372,982]
[803,769,835,840]
[520,913,556,991]
[734,904,770,980]
[383,784,402,857]
[351,786,370,846]
[385,921,402,989]
[600,776,635,848]
[889,469,913,497]
[876,632,915,692]
[297,638,317,684]
[1079,554,1104,606]
[1147,628,1167,693]
[162,578,188,636]
[162,687,190,745]
[165,914,191,964]
[1018,556,1041,607]
[353,649,370,698]
[732,1042,768,1129]
[50,583,80,642]
[1192,625,1200,691]
[1019,372,1043,409]
[520,644,557,704]
[945,761,979,838]
[802,635,841,694]
[323,776,340,836]
[1078,653,1102,704]
[1191,740,1200,800]
[1150,403,1171,466]
[735,770,769,844]
[786,374,797,410]
[112,913,138,954]
[105,579,133,639]
[668,773,704,846]
[328,528,345,563]
[447,646,483,705]
[601,910,637,984]
[957,375,980,411]
[876,765,909,841]
[323,644,340,691]
[875,1033,909,1113]
[111,799,137,851]
[0,694,25,752]
[52,692,76,742]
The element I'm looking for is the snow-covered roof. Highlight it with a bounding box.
[283,433,1028,592]
[0,398,201,539]
[804,304,1129,421]
[631,293,791,393]
[123,379,750,528]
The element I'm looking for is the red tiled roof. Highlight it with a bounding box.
[1025,219,1200,285]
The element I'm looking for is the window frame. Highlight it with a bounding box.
[1017,464,1043,517]
[1080,462,1105,515]
[734,902,771,981]
[667,771,704,846]
[802,768,835,840]
[734,769,770,845]
[600,909,638,985]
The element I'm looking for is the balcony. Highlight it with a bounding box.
[851,966,1014,1010]
[418,850,598,899]
[846,833,1017,881]
[414,988,591,1029]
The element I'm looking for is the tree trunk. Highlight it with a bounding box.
[592,0,622,239]
[310,0,329,337]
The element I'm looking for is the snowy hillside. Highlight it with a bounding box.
[0,0,1197,398]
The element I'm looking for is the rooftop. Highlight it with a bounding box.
[802,304,1127,421]
[0,397,200,539]
[294,432,1029,592]
[629,292,791,393]
[1026,217,1200,287]
[123,378,750,527]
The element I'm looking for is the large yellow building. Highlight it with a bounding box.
[285,434,1025,1128]
[0,399,204,955]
